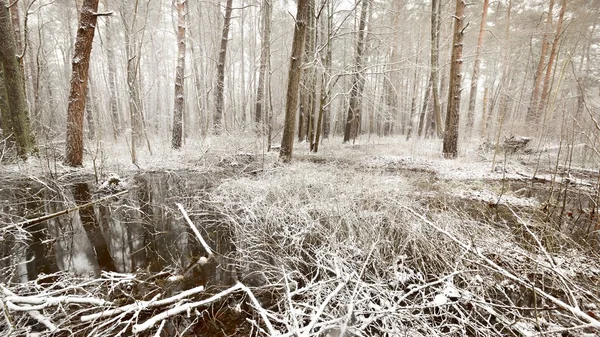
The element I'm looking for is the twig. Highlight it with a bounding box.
[394,200,600,329]
[80,285,205,322]
[132,283,243,334]
[300,279,347,337]
[238,282,277,336]
[176,203,214,256]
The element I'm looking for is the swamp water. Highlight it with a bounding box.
[0,171,255,335]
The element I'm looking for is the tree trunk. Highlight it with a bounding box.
[526,0,554,122]
[279,0,309,163]
[104,0,121,139]
[0,69,11,134]
[85,78,96,140]
[383,0,401,138]
[254,0,272,134]
[537,0,566,118]
[431,0,443,137]
[466,0,489,133]
[213,0,233,134]
[312,2,332,153]
[322,0,333,140]
[442,0,465,159]
[171,0,187,149]
[0,0,32,158]
[65,0,99,166]
[343,0,369,143]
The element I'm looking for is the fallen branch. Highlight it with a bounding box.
[393,200,600,330]
[132,283,243,334]
[176,202,213,256]
[80,285,205,322]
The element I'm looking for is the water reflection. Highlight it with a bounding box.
[0,172,236,288]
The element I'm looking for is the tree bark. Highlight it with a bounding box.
[442,0,465,159]
[279,0,310,163]
[466,0,489,133]
[171,0,187,149]
[0,0,33,158]
[104,0,121,139]
[213,0,233,134]
[537,0,566,118]
[254,0,272,134]
[312,2,332,153]
[65,0,99,166]
[431,0,443,137]
[0,69,11,134]
[343,0,369,143]
[526,0,554,122]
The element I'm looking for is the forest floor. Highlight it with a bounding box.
[2,135,600,336]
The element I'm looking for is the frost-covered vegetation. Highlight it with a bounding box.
[1,136,600,336]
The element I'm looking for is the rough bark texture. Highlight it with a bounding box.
[0,69,11,134]
[85,80,96,140]
[526,0,554,122]
[254,0,272,132]
[432,0,443,137]
[423,0,442,138]
[214,0,233,134]
[171,0,187,149]
[0,0,33,158]
[279,0,309,163]
[538,0,566,118]
[442,0,465,159]
[343,0,369,143]
[65,0,99,166]
[466,0,489,132]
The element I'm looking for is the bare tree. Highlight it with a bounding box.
[103,0,121,139]
[0,0,33,158]
[442,0,465,159]
[466,0,489,133]
[279,0,310,163]
[343,0,369,143]
[254,0,272,134]
[213,0,233,134]
[172,0,187,149]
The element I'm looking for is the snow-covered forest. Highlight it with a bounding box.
[1,0,600,336]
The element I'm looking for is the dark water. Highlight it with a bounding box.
[0,171,237,288]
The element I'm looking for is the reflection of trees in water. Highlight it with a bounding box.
[72,182,116,274]
[1,172,239,290]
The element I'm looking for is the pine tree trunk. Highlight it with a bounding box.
[65,0,99,166]
[279,0,310,163]
[343,0,369,143]
[171,0,187,149]
[442,0,465,159]
[538,0,566,118]
[466,0,489,133]
[85,78,96,140]
[0,0,33,158]
[526,0,554,122]
[431,0,443,137]
[214,0,233,134]
[254,0,272,133]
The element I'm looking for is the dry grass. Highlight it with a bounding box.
[2,135,600,336]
